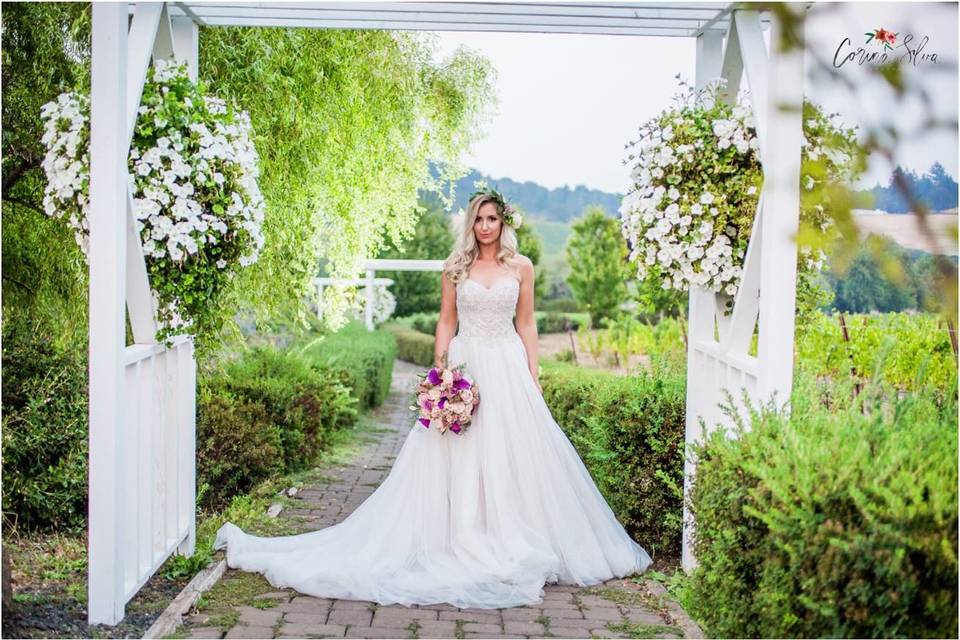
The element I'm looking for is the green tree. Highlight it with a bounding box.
[828,235,917,313]
[376,204,454,318]
[515,218,546,303]
[629,267,687,322]
[565,207,628,328]
[1,2,92,346]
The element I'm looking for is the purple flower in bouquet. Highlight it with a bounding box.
[410,361,481,435]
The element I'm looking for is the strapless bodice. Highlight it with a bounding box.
[455,276,520,339]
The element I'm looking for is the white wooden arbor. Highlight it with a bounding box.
[89,1,802,624]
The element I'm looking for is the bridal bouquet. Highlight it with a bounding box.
[410,361,480,435]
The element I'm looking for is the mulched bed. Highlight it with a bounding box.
[3,531,191,639]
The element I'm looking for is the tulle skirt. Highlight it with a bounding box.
[213,331,653,609]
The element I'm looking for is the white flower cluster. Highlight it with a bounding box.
[620,102,758,295]
[40,59,265,271]
[353,285,397,325]
[40,92,91,255]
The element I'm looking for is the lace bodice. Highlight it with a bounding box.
[456,276,520,339]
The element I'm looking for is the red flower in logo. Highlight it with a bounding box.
[865,27,898,50]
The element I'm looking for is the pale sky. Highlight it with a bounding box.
[433,2,958,194]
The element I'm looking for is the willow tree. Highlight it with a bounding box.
[200,27,496,332]
[1,2,92,346]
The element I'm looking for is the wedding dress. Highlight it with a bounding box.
[214,273,653,609]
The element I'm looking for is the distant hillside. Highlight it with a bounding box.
[420,161,958,221]
[420,163,622,223]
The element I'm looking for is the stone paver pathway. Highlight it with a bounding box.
[179,360,702,640]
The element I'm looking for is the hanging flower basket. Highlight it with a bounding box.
[620,75,863,307]
[40,59,265,346]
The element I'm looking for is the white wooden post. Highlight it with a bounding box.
[756,7,803,406]
[365,268,376,330]
[168,7,200,562]
[171,16,200,81]
[88,2,128,625]
[89,2,201,624]
[681,6,806,573]
[682,26,724,574]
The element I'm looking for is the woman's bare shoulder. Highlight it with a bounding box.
[506,254,533,267]
[506,254,533,282]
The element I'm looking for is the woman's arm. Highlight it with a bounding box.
[434,270,459,368]
[513,257,542,393]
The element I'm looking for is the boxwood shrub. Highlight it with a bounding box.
[539,359,687,558]
[686,370,958,638]
[383,323,434,368]
[1,324,88,531]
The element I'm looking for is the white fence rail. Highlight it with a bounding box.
[121,337,197,602]
[315,259,444,329]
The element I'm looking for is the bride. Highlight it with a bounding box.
[214,188,653,609]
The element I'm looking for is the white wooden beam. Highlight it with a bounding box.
[718,9,742,105]
[125,2,164,149]
[734,10,770,161]
[170,16,200,81]
[153,3,176,59]
[683,24,725,576]
[695,29,724,87]
[716,10,769,353]
[126,190,158,343]
[175,17,717,36]
[723,191,764,352]
[158,1,760,37]
[363,258,444,271]
[88,1,129,626]
[125,3,202,345]
[756,4,804,407]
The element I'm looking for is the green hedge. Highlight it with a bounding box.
[405,312,433,335]
[538,311,582,333]
[208,347,358,476]
[196,322,396,510]
[539,360,686,557]
[1,323,88,531]
[383,322,434,367]
[300,320,397,410]
[196,391,285,509]
[2,320,394,526]
[686,370,959,638]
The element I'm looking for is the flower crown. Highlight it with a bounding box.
[470,182,522,230]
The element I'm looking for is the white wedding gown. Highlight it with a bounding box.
[214,274,653,608]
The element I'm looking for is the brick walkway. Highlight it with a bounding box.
[180,360,701,640]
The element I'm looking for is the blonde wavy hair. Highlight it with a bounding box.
[443,194,520,285]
